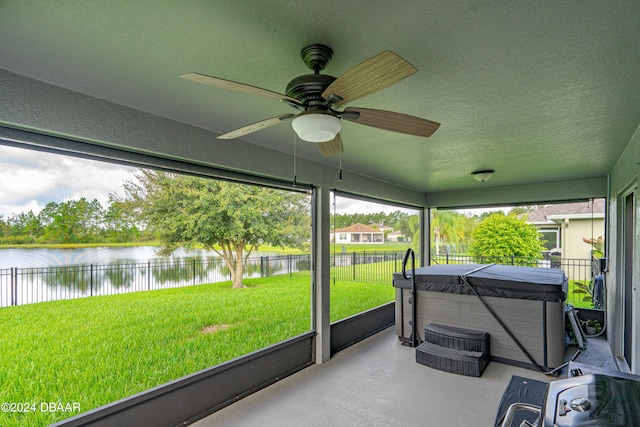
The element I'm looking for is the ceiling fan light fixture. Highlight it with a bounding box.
[292,113,341,143]
[471,169,495,182]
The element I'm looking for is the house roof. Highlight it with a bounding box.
[527,199,606,223]
[331,223,383,233]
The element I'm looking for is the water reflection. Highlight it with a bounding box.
[1,249,404,308]
[1,252,312,307]
[0,246,281,269]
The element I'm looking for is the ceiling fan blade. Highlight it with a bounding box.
[316,133,343,157]
[321,51,416,106]
[343,107,440,137]
[218,114,295,139]
[181,73,301,106]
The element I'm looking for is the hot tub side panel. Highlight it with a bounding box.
[545,300,565,367]
[395,289,565,369]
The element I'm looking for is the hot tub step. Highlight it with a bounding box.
[416,341,490,377]
[417,323,491,376]
[424,323,490,354]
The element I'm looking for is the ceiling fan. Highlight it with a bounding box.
[181,44,440,157]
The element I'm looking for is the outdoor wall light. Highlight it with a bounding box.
[291,112,341,142]
[471,169,495,182]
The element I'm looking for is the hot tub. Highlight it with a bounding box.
[393,264,568,370]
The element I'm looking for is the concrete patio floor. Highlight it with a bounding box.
[192,327,556,426]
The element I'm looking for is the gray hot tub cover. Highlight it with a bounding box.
[392,264,568,302]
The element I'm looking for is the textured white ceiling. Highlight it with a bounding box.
[1,1,639,193]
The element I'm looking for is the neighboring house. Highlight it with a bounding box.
[368,223,409,242]
[526,199,605,260]
[330,223,384,244]
[386,230,411,242]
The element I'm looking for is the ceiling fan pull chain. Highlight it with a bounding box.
[338,152,343,181]
[293,133,297,187]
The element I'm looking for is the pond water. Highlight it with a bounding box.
[0,246,280,269]
[0,246,307,307]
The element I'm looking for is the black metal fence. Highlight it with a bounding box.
[330,250,412,284]
[0,254,312,307]
[1,250,412,307]
[1,250,598,308]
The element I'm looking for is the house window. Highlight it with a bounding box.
[539,228,560,250]
[339,233,347,240]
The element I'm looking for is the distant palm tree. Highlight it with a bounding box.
[431,210,469,255]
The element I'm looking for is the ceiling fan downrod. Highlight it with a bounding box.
[300,44,333,74]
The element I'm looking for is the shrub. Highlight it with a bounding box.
[469,213,545,261]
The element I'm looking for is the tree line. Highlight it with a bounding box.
[332,208,546,260]
[329,209,502,255]
[0,168,546,286]
[1,170,311,288]
[430,209,545,259]
[0,197,146,245]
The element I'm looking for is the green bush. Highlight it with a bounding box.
[469,213,545,262]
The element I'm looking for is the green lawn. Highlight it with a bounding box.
[0,273,394,427]
[330,259,420,285]
[330,242,413,253]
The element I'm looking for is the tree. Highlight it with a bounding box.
[122,170,310,288]
[103,194,143,243]
[0,215,7,237]
[407,215,421,252]
[431,210,470,255]
[6,211,41,243]
[393,215,415,240]
[38,198,104,243]
[330,210,409,230]
[469,212,545,261]
[508,205,545,217]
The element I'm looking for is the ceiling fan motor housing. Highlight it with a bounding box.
[286,44,337,106]
[285,74,336,105]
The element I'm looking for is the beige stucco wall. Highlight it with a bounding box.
[560,218,605,260]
